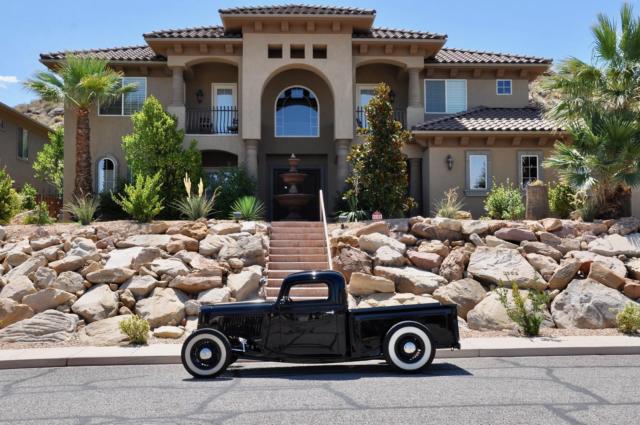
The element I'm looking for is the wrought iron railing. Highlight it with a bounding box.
[186,107,239,135]
[355,107,406,130]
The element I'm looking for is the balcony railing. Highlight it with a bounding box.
[355,107,406,130]
[186,107,239,135]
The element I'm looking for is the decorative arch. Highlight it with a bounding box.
[261,63,334,100]
[96,156,118,193]
[274,86,320,137]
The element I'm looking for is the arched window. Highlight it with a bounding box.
[97,157,117,193]
[275,86,319,137]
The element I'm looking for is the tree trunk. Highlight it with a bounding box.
[74,108,93,197]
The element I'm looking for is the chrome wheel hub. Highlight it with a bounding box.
[403,341,417,354]
[199,348,213,361]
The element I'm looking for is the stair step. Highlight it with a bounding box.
[270,240,326,247]
[269,254,328,262]
[269,262,329,270]
[267,270,304,278]
[266,279,327,288]
[271,221,323,228]
[269,247,326,255]
[265,286,329,298]
[270,233,325,241]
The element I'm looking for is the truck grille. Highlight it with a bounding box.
[220,315,263,338]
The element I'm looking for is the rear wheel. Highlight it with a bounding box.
[383,322,435,372]
[181,329,231,379]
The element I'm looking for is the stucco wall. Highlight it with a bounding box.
[355,63,408,111]
[0,109,50,194]
[185,63,238,109]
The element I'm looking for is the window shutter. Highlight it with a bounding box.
[446,80,467,113]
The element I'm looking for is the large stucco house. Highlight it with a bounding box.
[40,4,567,219]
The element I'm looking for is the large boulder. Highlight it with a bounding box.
[588,233,640,257]
[520,241,563,261]
[525,253,558,282]
[0,310,78,343]
[121,275,157,299]
[461,220,491,236]
[199,234,233,257]
[227,266,262,300]
[494,227,537,243]
[67,238,100,261]
[411,222,462,241]
[355,292,439,309]
[86,267,135,284]
[82,315,131,345]
[149,258,189,278]
[33,267,56,289]
[548,260,581,290]
[22,288,76,313]
[198,287,232,304]
[439,248,470,282]
[169,269,223,294]
[587,262,626,290]
[374,245,406,267]
[49,255,85,273]
[358,233,406,255]
[51,271,85,294]
[568,251,627,278]
[608,217,640,235]
[71,284,119,323]
[467,247,544,289]
[485,235,518,249]
[626,258,640,279]
[117,234,172,250]
[135,287,188,329]
[551,279,637,328]
[374,266,447,295]
[3,255,46,281]
[218,235,266,266]
[332,245,372,282]
[212,222,242,235]
[0,276,37,302]
[351,221,389,237]
[153,326,184,339]
[467,291,552,331]
[30,235,61,251]
[407,251,442,270]
[348,272,395,296]
[0,298,33,329]
[104,247,144,269]
[432,278,486,319]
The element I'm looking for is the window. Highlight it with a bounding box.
[268,45,283,58]
[97,157,117,193]
[424,79,467,113]
[313,45,327,59]
[519,152,541,187]
[17,128,28,160]
[497,79,512,95]
[275,86,319,137]
[99,77,147,116]
[466,152,489,192]
[290,45,305,59]
[282,282,329,302]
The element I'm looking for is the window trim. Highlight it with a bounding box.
[211,83,237,108]
[518,151,543,188]
[98,77,147,117]
[496,79,513,96]
[95,156,118,193]
[274,85,320,138]
[17,127,28,160]
[356,84,377,107]
[424,79,467,114]
[464,150,491,196]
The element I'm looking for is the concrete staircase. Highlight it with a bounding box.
[265,221,330,300]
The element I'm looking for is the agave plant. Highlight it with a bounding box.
[173,174,218,220]
[230,196,265,220]
[63,195,99,225]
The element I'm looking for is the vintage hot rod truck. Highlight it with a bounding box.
[181,270,460,378]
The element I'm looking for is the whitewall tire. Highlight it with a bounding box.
[383,322,435,372]
[181,329,231,379]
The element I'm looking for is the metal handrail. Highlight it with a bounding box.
[318,189,333,270]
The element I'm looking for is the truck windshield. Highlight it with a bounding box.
[283,282,330,303]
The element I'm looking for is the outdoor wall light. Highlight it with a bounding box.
[338,214,349,229]
[446,154,454,170]
[196,89,204,104]
[232,211,242,222]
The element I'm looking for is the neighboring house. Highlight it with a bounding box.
[39,4,566,219]
[0,101,53,194]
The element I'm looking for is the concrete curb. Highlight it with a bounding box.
[1,335,640,370]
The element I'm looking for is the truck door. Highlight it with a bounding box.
[273,281,346,358]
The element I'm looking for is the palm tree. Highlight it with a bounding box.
[543,3,640,218]
[24,55,135,197]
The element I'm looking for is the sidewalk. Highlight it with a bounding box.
[1,335,639,370]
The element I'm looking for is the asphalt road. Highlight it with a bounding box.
[0,355,639,425]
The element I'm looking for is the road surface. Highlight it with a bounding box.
[1,355,639,424]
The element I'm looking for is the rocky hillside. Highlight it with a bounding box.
[529,72,562,112]
[14,99,63,129]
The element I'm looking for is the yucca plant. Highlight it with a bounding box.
[63,195,99,225]
[432,187,464,218]
[113,173,164,222]
[173,174,219,220]
[230,196,265,220]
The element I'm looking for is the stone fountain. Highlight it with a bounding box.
[274,154,314,220]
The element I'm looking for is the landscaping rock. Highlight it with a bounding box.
[525,253,558,281]
[49,255,85,273]
[626,258,640,279]
[82,315,130,345]
[51,271,85,293]
[6,250,29,267]
[587,262,626,290]
[218,235,266,266]
[117,234,172,250]
[467,290,552,331]
[29,235,60,251]
[153,326,184,339]
[119,289,136,310]
[0,298,33,329]
[469,233,485,247]
[166,234,199,254]
[4,255,46,281]
[411,223,462,241]
[568,251,627,278]
[374,245,406,267]
[121,275,157,298]
[407,251,442,270]
[485,235,518,249]
[461,220,491,236]
[355,292,438,309]
[198,287,231,304]
[520,241,563,261]
[433,217,462,232]
[541,218,563,232]
[352,221,389,237]
[418,240,450,257]
[0,276,36,302]
[623,281,640,299]
[348,272,395,296]
[86,267,135,284]
[439,248,470,282]
[398,233,417,246]
[212,222,242,235]
[71,284,119,323]
[467,247,544,289]
[227,266,262,300]
[332,245,372,282]
[105,247,144,269]
[33,267,56,289]
[588,233,640,257]
[551,279,636,328]
[548,260,581,290]
[131,247,162,270]
[358,233,406,255]
[432,278,486,319]
[374,266,447,295]
[169,269,223,294]
[149,258,189,278]
[135,287,188,329]
[608,217,640,235]
[494,227,537,243]
[22,288,76,313]
[0,310,78,343]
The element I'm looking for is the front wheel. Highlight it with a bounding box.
[181,329,231,378]
[383,322,435,372]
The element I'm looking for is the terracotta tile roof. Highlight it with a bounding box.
[40,46,166,62]
[219,4,375,15]
[412,107,563,132]
[353,27,446,40]
[144,26,241,39]
[428,48,552,65]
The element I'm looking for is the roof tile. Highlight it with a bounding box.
[428,48,551,65]
[144,26,241,39]
[353,27,446,40]
[40,46,166,62]
[219,4,375,15]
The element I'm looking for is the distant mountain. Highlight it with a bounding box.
[14,99,63,129]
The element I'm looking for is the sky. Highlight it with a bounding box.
[0,0,636,106]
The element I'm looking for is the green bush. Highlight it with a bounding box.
[230,196,265,220]
[119,315,150,345]
[548,181,575,218]
[497,282,550,337]
[0,168,21,224]
[173,174,219,220]
[484,179,525,220]
[433,187,464,218]
[19,183,37,210]
[113,173,164,222]
[207,166,256,219]
[23,202,54,225]
[617,303,640,334]
[64,195,99,225]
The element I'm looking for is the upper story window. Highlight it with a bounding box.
[268,45,283,58]
[290,45,305,59]
[17,128,28,160]
[497,79,512,95]
[275,86,319,137]
[313,45,327,59]
[425,79,467,114]
[99,77,147,116]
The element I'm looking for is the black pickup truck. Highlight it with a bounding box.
[181,270,460,378]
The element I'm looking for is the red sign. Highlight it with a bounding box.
[372,211,383,220]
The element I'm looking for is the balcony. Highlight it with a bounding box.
[186,107,239,135]
[355,107,406,130]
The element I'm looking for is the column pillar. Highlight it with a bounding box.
[409,157,422,213]
[335,139,351,191]
[407,67,424,128]
[245,139,259,180]
[168,66,186,130]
